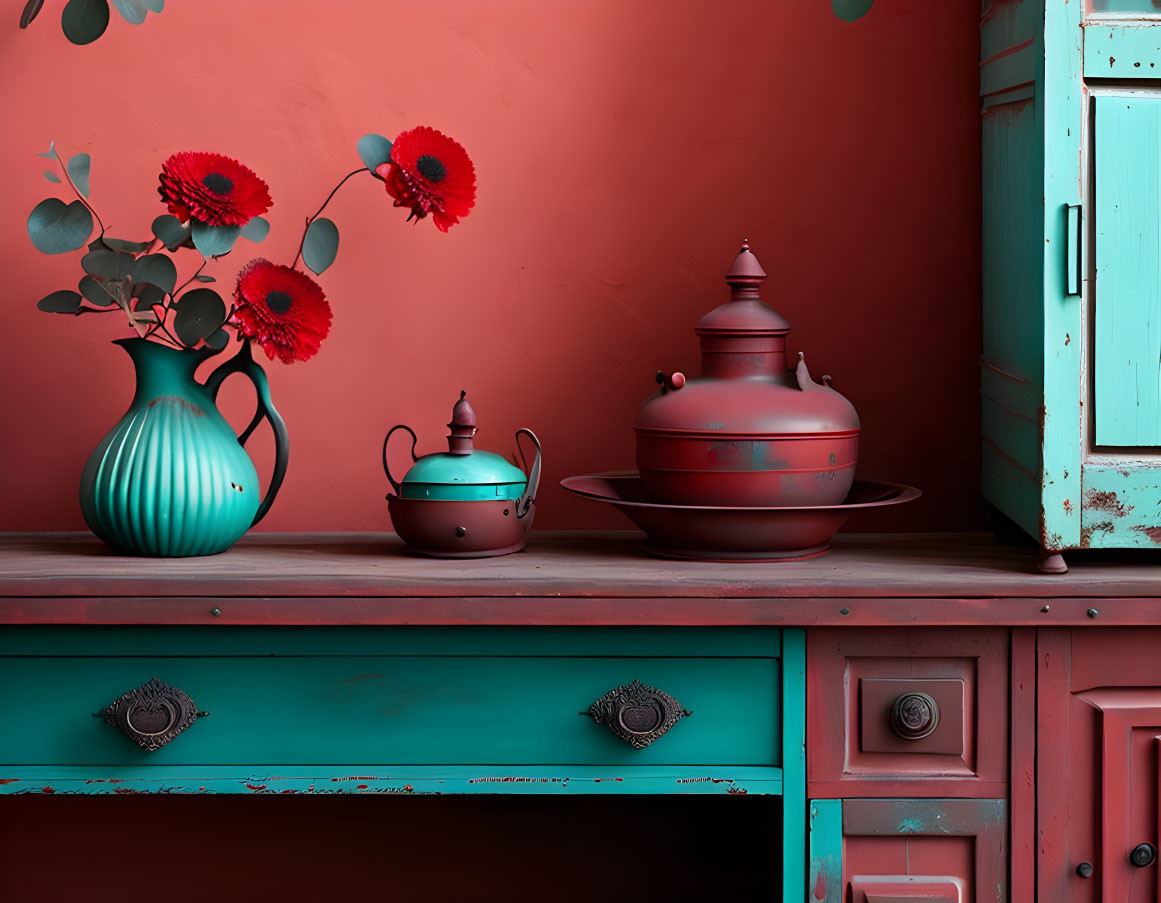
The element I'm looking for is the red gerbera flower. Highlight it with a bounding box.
[232,259,332,364]
[159,152,272,227]
[374,127,476,232]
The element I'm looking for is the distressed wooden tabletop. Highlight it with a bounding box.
[1,532,1160,626]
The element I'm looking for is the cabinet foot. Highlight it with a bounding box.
[1038,549,1068,574]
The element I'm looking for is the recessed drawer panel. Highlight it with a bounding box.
[807,628,1008,797]
[0,627,781,768]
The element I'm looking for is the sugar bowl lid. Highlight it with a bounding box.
[384,392,529,501]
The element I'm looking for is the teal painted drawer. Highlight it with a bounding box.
[0,627,781,768]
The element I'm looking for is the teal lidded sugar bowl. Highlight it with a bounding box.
[382,392,541,558]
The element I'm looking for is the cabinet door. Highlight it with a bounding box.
[1093,95,1161,447]
[1039,629,1161,901]
[808,798,1006,902]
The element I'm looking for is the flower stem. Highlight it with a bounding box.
[291,167,369,269]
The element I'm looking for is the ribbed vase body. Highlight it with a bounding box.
[79,339,260,557]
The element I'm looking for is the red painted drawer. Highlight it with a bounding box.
[807,628,1009,798]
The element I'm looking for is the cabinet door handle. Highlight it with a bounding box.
[1130,843,1157,868]
[1076,861,1094,878]
[1066,203,1082,296]
[584,680,691,749]
[98,678,205,751]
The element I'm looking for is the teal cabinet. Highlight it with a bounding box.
[982,2,1161,555]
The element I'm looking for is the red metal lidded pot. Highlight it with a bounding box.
[635,240,860,507]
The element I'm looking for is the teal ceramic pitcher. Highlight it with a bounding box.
[79,338,288,557]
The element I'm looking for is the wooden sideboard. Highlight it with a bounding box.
[2,532,1160,902]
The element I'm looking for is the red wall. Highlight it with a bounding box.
[0,0,981,533]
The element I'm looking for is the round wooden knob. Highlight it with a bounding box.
[1130,843,1157,869]
[890,691,940,740]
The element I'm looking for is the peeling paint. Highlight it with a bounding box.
[1083,488,1133,517]
[1080,519,1115,548]
[1131,525,1161,544]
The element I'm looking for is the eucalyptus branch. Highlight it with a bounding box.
[172,256,209,298]
[291,167,369,269]
[52,150,106,236]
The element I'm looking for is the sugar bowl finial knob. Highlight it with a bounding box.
[447,390,478,455]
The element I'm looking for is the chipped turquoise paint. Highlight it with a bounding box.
[981,0,1083,548]
[809,798,843,903]
[1085,23,1161,78]
[0,765,783,796]
[79,339,262,557]
[782,628,807,903]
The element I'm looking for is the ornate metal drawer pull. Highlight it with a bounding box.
[97,678,206,751]
[890,691,940,740]
[584,680,691,749]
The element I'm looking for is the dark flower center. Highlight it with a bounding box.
[266,290,293,314]
[202,173,235,195]
[416,154,447,183]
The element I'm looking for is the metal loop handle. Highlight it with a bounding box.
[514,428,542,520]
[382,424,419,497]
[203,340,289,527]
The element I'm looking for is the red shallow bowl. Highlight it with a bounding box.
[560,472,921,562]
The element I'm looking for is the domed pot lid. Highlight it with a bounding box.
[384,392,529,501]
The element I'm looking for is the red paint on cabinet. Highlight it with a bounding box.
[1040,628,1161,903]
[807,628,1009,799]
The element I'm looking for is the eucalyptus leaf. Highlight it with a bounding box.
[27,198,93,254]
[831,0,873,21]
[191,220,240,258]
[61,0,109,45]
[81,248,134,280]
[110,0,155,24]
[133,283,165,310]
[37,290,82,313]
[205,328,229,351]
[302,217,339,275]
[151,214,188,250]
[79,275,117,307]
[357,133,393,173]
[43,171,60,184]
[194,274,216,282]
[37,142,57,160]
[240,215,269,243]
[66,153,91,198]
[20,0,45,28]
[132,253,177,293]
[173,288,226,346]
[103,237,150,253]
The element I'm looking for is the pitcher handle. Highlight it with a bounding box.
[382,424,419,497]
[204,340,289,527]
[514,428,542,520]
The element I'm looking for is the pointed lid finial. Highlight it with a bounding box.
[696,238,790,337]
[447,390,477,454]
[725,237,768,289]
